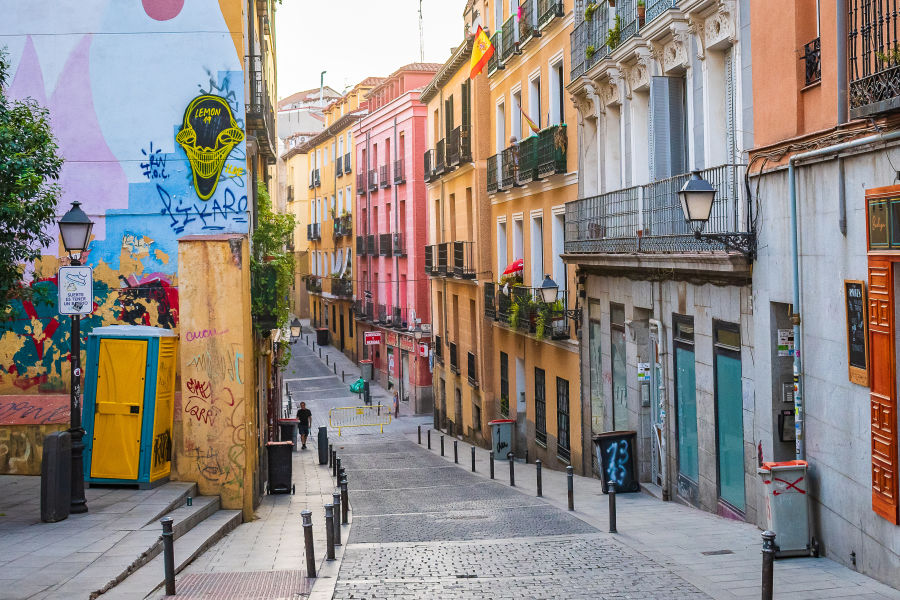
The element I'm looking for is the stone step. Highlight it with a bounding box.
[100,509,243,599]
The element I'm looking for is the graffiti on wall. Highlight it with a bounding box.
[176,94,244,200]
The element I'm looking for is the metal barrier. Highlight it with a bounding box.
[328,405,392,436]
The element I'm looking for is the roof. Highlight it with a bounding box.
[278,86,341,109]
[420,39,473,104]
[281,109,368,160]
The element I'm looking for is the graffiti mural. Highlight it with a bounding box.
[176,94,244,200]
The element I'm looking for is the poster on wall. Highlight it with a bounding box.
[777,329,794,357]
[844,280,869,386]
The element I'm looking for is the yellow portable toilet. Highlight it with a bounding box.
[83,325,177,488]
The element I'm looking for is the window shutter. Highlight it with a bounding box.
[461,80,471,129]
[649,76,686,182]
[445,96,454,136]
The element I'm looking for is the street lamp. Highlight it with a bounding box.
[678,170,756,259]
[539,274,559,304]
[290,318,302,342]
[58,201,93,514]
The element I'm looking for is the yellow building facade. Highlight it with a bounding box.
[282,145,311,317]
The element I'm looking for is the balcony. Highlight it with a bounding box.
[435,139,447,176]
[380,165,391,188]
[332,277,352,298]
[424,149,435,183]
[486,283,572,340]
[424,244,434,274]
[849,0,900,117]
[335,155,343,176]
[306,222,321,241]
[537,124,567,176]
[517,135,540,185]
[357,173,366,194]
[391,305,403,329]
[519,0,540,48]
[570,2,612,80]
[368,169,378,191]
[366,234,377,255]
[487,154,499,194]
[451,241,476,278]
[436,243,448,275]
[344,153,352,173]
[449,342,459,374]
[379,233,393,257]
[246,54,276,161]
[467,351,479,387]
[377,303,387,324]
[484,283,496,319]
[565,163,748,255]
[333,215,351,238]
[537,0,564,28]
[392,232,406,256]
[487,30,503,75]
[447,126,471,167]
[365,300,375,321]
[394,159,406,184]
[305,276,322,293]
[803,37,821,87]
[309,169,321,189]
[500,146,518,189]
[434,334,443,363]
[356,235,366,256]
[500,14,519,62]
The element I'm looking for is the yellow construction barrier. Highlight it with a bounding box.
[328,405,392,436]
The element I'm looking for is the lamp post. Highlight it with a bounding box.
[678,170,756,259]
[538,274,582,325]
[290,318,302,343]
[58,201,93,514]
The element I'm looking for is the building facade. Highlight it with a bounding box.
[354,64,441,414]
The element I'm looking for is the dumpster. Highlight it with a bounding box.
[359,359,373,380]
[82,325,177,489]
[488,419,515,460]
[757,460,816,557]
[593,431,640,493]
[279,419,299,450]
[317,426,328,465]
[41,431,71,523]
[316,327,329,346]
[266,441,295,494]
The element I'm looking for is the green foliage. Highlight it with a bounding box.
[535,307,548,340]
[876,47,900,66]
[509,298,522,329]
[499,272,523,287]
[586,45,596,59]
[0,49,64,321]
[500,395,510,418]
[584,2,598,21]
[251,181,295,338]
[606,14,622,50]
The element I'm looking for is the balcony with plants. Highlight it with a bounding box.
[305,275,322,294]
[484,280,573,341]
[331,273,352,298]
[333,212,352,238]
[489,0,564,76]
[487,123,567,194]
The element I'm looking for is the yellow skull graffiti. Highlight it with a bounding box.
[176,95,244,200]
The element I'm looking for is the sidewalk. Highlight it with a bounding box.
[407,429,900,600]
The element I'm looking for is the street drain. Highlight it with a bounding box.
[701,549,734,556]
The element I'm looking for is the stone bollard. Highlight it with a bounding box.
[302,510,316,578]
[325,504,335,560]
[471,446,476,472]
[761,531,776,600]
[507,452,515,487]
[567,466,574,511]
[340,478,349,525]
[454,440,458,464]
[332,491,342,546]
[608,481,617,533]
[536,460,543,497]
[161,517,175,596]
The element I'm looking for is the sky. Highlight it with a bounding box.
[275,0,468,100]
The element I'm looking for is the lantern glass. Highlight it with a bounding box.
[539,274,559,304]
[58,201,94,255]
[678,171,717,233]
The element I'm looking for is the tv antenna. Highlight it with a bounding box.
[418,0,425,62]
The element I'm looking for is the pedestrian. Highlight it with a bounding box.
[296,401,312,450]
[393,391,400,418]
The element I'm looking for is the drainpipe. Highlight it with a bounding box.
[788,129,900,460]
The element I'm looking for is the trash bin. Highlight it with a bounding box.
[279,419,299,449]
[317,426,328,465]
[316,327,329,346]
[266,441,295,495]
[41,431,71,523]
[757,460,815,557]
[488,419,515,460]
[359,359,373,380]
[593,431,640,493]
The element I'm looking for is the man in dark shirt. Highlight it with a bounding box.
[296,402,312,449]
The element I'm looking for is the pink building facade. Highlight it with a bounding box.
[353,64,440,414]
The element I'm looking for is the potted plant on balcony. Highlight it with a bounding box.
[637,0,645,27]
[586,45,596,60]
[606,14,622,50]
[584,1,599,21]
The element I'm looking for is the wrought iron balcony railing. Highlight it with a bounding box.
[501,146,518,189]
[447,126,471,166]
[380,165,391,188]
[392,233,406,256]
[488,30,503,75]
[424,244,434,275]
[446,129,460,168]
[538,0,564,28]
[334,215,351,238]
[335,155,343,176]
[379,233,393,257]
[377,303,387,324]
[467,351,479,387]
[565,163,748,255]
[449,342,459,374]
[484,283,496,319]
[366,234,377,256]
[394,159,406,184]
[487,154,500,194]
[570,2,611,80]
[519,0,539,48]
[368,169,378,191]
[485,284,571,339]
[501,14,519,62]
[517,135,540,185]
[645,0,678,24]
[451,241,476,278]
[344,153,352,173]
[307,222,321,241]
[436,243,448,275]
[246,54,276,160]
[850,0,900,117]
[424,149,435,183]
[435,139,446,175]
[434,334,443,362]
[357,173,366,194]
[537,124,567,176]
[365,300,374,321]
[332,277,352,298]
[803,37,821,86]
[305,276,322,293]
[356,235,366,256]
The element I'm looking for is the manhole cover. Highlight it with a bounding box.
[169,570,313,599]
[701,550,734,556]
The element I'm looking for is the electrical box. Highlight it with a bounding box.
[83,325,177,489]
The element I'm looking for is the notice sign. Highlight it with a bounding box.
[777,329,794,357]
[364,331,382,346]
[844,280,869,386]
[58,266,93,315]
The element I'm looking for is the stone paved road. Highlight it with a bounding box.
[333,438,711,599]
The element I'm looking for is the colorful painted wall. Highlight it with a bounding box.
[0,0,249,474]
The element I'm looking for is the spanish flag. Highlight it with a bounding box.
[469,26,494,78]
[519,105,540,135]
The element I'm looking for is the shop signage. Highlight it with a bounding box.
[364,331,382,346]
[844,280,869,386]
[385,331,398,347]
[399,336,415,352]
[418,342,428,357]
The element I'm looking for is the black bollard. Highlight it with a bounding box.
[161,517,175,595]
[340,478,349,524]
[326,354,329,365]
[471,446,476,472]
[329,445,334,467]
[335,457,341,479]
[418,425,422,445]
[338,467,345,482]
[608,481,617,533]
[325,504,335,560]
[333,363,336,374]
[454,440,458,464]
[507,452,515,487]
[567,466,574,511]
[441,435,445,457]
[525,449,529,464]
[761,531,776,600]
[302,510,316,578]
[342,370,345,382]
[536,460,543,497]
[490,452,495,479]
[319,347,322,358]
[427,429,431,449]
[332,491,342,546]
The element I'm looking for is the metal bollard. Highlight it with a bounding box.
[338,467,345,482]
[608,481,617,533]
[536,460,543,497]
[325,504,335,560]
[319,347,322,358]
[161,517,175,596]
[441,435,445,457]
[567,466,574,511]
[334,457,340,478]
[454,440,458,463]
[302,510,316,578]
[329,444,333,467]
[326,354,329,365]
[427,429,432,449]
[525,449,529,464]
[342,370,345,382]
[332,492,342,546]
[761,531,776,600]
[507,452,515,487]
[418,425,422,445]
[471,446,476,472]
[489,452,494,479]
[340,478,349,524]
[333,363,336,374]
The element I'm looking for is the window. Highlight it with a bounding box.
[551,209,565,290]
[496,100,506,153]
[511,90,523,141]
[535,367,547,445]
[557,377,570,461]
[500,351,510,418]
[497,220,508,275]
[529,213,543,286]
[529,74,541,131]
[513,217,524,262]
[338,189,343,215]
[550,60,564,126]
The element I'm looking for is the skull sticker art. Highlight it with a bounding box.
[176,95,244,200]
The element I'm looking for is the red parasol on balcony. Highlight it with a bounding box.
[502,258,524,275]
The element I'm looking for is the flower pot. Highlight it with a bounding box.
[637,5,645,26]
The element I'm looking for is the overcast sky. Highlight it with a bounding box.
[275,0,467,99]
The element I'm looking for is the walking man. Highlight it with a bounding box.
[296,402,312,450]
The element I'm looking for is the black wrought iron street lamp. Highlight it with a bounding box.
[678,170,756,259]
[290,318,302,342]
[538,274,582,322]
[58,201,93,514]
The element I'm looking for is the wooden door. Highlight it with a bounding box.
[868,258,899,524]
